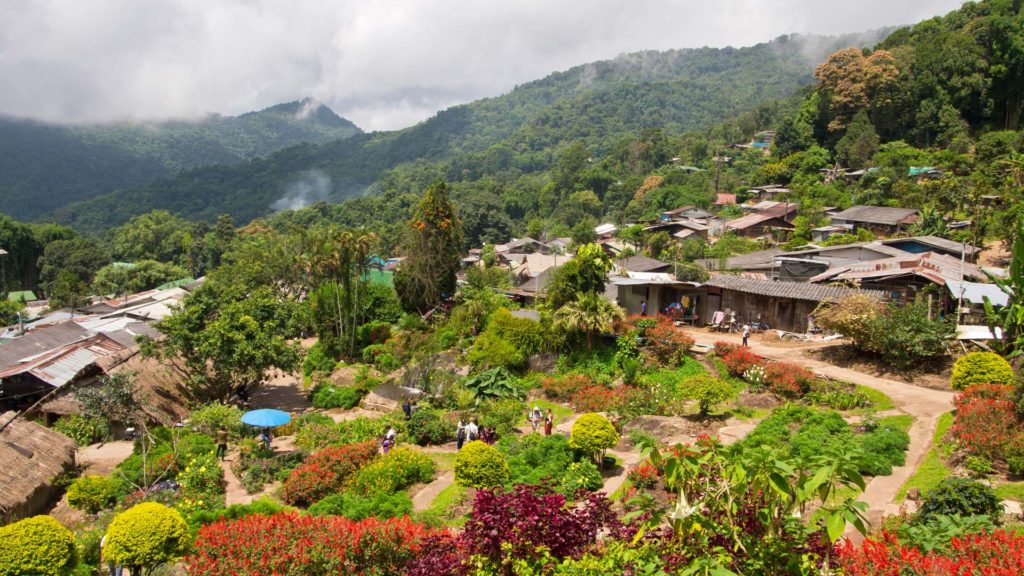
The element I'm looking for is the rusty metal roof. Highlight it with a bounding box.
[704,274,885,302]
[0,334,125,388]
[830,205,919,226]
[807,251,986,286]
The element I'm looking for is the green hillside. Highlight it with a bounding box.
[54,31,886,233]
[0,99,361,220]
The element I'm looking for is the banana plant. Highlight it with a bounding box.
[984,218,1024,359]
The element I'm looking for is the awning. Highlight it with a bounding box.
[946,280,1009,307]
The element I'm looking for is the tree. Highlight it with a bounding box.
[47,269,89,311]
[105,503,188,576]
[814,48,900,131]
[543,243,613,309]
[92,260,189,298]
[110,210,194,265]
[306,227,377,357]
[554,291,624,349]
[394,181,464,314]
[985,217,1024,359]
[154,282,302,401]
[569,413,619,466]
[37,238,110,297]
[0,299,25,326]
[835,111,880,169]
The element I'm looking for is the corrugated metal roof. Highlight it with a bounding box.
[723,212,794,231]
[618,255,670,273]
[830,205,919,226]
[807,252,986,286]
[0,322,88,371]
[704,274,885,302]
[0,335,125,387]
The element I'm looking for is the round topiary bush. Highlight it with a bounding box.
[951,351,1014,391]
[454,440,509,488]
[105,502,188,573]
[0,515,77,576]
[681,374,737,414]
[917,477,1002,524]
[569,413,620,464]
[67,475,122,514]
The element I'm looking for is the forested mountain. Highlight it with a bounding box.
[55,31,887,233]
[0,99,361,220]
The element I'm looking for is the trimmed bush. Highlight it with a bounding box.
[918,477,1002,524]
[721,347,764,377]
[405,408,451,446]
[307,491,413,520]
[558,460,604,495]
[67,475,121,514]
[105,502,188,572]
[455,440,510,488]
[951,352,1014,391]
[569,413,620,463]
[680,375,736,414]
[281,441,379,506]
[0,515,77,576]
[762,361,817,398]
[347,447,435,495]
[51,414,109,446]
[467,331,526,371]
[309,384,361,409]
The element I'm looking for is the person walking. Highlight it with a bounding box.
[402,396,412,420]
[529,405,543,432]
[456,419,466,450]
[101,534,122,576]
[544,409,554,435]
[742,323,751,347]
[640,300,647,316]
[215,427,228,461]
[382,425,397,453]
[260,427,272,450]
[466,418,479,442]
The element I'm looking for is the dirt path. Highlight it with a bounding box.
[220,452,253,507]
[687,331,957,534]
[77,440,135,476]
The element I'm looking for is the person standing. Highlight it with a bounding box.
[529,406,543,432]
[402,397,412,420]
[640,300,647,316]
[466,418,479,442]
[742,323,751,347]
[544,409,554,435]
[260,427,272,450]
[456,419,466,450]
[215,427,228,461]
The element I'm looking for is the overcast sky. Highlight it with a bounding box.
[0,0,964,132]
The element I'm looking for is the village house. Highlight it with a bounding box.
[0,411,76,524]
[721,210,795,240]
[828,205,920,237]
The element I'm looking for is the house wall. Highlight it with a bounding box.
[709,289,817,332]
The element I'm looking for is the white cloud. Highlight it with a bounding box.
[0,0,965,131]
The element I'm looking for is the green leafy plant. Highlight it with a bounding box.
[347,447,435,495]
[454,440,510,488]
[307,491,413,520]
[464,367,522,402]
[187,403,246,439]
[466,331,526,371]
[176,452,226,517]
[950,351,1014,390]
[917,477,1002,525]
[405,408,451,446]
[569,413,620,465]
[51,415,109,446]
[0,515,78,576]
[67,475,121,514]
[309,383,362,409]
[478,397,525,436]
[557,460,604,495]
[680,374,736,414]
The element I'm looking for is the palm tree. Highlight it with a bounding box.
[554,291,625,348]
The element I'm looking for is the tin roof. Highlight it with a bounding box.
[704,274,885,302]
[0,334,126,388]
[829,205,919,226]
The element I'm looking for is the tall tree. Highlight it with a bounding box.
[554,291,625,348]
[394,181,464,314]
[37,237,110,297]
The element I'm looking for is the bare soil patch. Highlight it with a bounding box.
[805,346,951,390]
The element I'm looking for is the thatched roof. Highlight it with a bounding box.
[107,351,194,425]
[0,411,76,518]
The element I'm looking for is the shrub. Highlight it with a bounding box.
[952,383,1019,460]
[478,397,526,436]
[303,340,337,377]
[486,307,545,356]
[569,413,620,463]
[814,293,887,348]
[558,460,604,495]
[501,433,575,486]
[454,440,509,488]
[176,452,226,517]
[185,513,427,575]
[643,316,695,366]
[294,415,401,451]
[540,373,592,400]
[951,351,1014,391]
[307,491,413,520]
[309,384,361,409]
[187,403,246,439]
[463,485,619,567]
[52,415,109,446]
[467,332,526,371]
[406,408,451,446]
[67,475,121,514]
[680,375,736,414]
[627,461,659,489]
[464,366,523,401]
[857,426,911,476]
[762,361,817,398]
[713,341,739,357]
[348,447,435,495]
[721,347,764,377]
[281,441,379,506]
[356,320,393,348]
[917,477,1002,524]
[838,530,1024,575]
[0,515,78,576]
[105,503,188,572]
[570,384,629,414]
[743,364,767,391]
[187,497,291,530]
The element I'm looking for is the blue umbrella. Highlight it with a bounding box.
[241,409,291,428]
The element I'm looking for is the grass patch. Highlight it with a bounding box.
[878,414,914,434]
[428,451,458,472]
[709,355,746,391]
[728,406,772,422]
[425,482,469,527]
[856,385,895,413]
[896,412,954,502]
[995,482,1024,502]
[518,398,573,427]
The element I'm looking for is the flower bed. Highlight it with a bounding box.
[952,383,1021,461]
[721,347,764,377]
[837,530,1024,575]
[280,441,378,506]
[185,513,428,575]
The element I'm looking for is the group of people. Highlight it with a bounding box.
[528,405,554,435]
[455,418,497,450]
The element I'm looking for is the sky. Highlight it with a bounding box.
[0,0,965,132]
